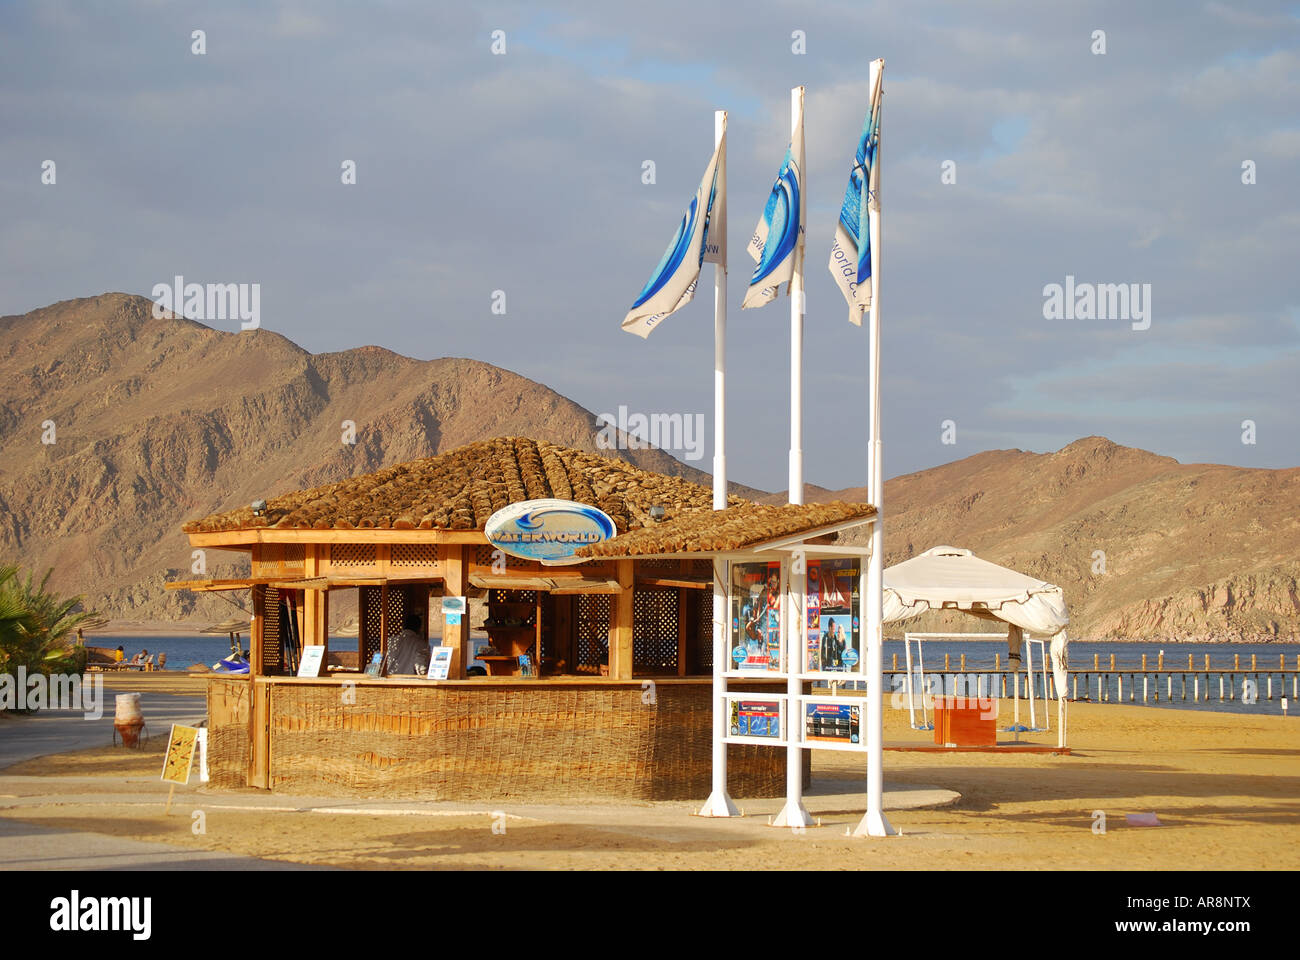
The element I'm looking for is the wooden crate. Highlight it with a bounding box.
[933,696,996,747]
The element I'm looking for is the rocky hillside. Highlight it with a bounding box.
[0,293,753,623]
[802,438,1300,641]
[4,294,1296,640]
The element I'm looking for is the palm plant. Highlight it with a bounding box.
[0,566,99,676]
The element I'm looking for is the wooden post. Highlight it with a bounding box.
[677,587,688,677]
[1234,654,1240,669]
[960,652,966,671]
[303,546,328,658]
[994,653,1000,670]
[250,584,266,677]
[1188,653,1193,670]
[1142,654,1147,670]
[249,678,270,789]
[1157,651,1164,670]
[892,653,897,671]
[1093,653,1099,670]
[1109,653,1116,670]
[443,544,471,679]
[944,653,950,670]
[1251,654,1257,670]
[608,559,634,679]
[1072,674,1077,700]
[378,581,389,676]
[1204,654,1210,670]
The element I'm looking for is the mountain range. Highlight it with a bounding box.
[2,293,1296,640]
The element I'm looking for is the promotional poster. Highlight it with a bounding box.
[729,699,782,739]
[730,561,782,671]
[805,558,861,672]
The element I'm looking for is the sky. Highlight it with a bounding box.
[2,0,1297,492]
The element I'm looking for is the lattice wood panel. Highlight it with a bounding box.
[633,587,678,671]
[253,544,306,577]
[261,586,283,674]
[332,544,377,568]
[696,589,714,671]
[359,586,407,670]
[639,558,676,570]
[391,543,440,568]
[576,594,611,671]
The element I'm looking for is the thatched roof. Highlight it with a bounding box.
[575,501,876,557]
[183,436,747,534]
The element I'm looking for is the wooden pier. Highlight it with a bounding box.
[880,651,1300,706]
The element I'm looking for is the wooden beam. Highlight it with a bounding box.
[635,576,710,590]
[608,560,634,680]
[186,529,490,548]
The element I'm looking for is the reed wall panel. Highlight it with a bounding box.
[241,680,789,801]
[206,677,252,789]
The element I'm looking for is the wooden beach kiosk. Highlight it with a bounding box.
[170,436,875,801]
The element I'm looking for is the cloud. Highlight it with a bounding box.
[1,0,1297,490]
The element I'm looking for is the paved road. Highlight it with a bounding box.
[0,816,315,870]
[0,689,299,869]
[0,690,206,770]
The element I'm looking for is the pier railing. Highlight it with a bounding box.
[877,651,1300,705]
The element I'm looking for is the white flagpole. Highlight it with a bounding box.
[856,58,896,838]
[789,86,805,507]
[701,108,738,818]
[775,86,812,830]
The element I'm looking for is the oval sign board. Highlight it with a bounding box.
[484,499,617,564]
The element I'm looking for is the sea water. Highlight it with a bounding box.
[857,639,1300,717]
[98,635,1300,716]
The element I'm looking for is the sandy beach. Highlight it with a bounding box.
[2,676,1295,870]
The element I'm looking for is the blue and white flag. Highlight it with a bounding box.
[743,87,805,310]
[829,60,883,325]
[622,122,726,338]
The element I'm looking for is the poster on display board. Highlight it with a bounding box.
[803,699,861,745]
[805,558,861,673]
[730,560,783,672]
[727,698,783,741]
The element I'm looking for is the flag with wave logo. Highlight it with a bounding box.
[622,124,726,338]
[828,61,883,325]
[743,88,805,310]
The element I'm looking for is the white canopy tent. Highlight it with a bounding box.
[882,546,1070,747]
